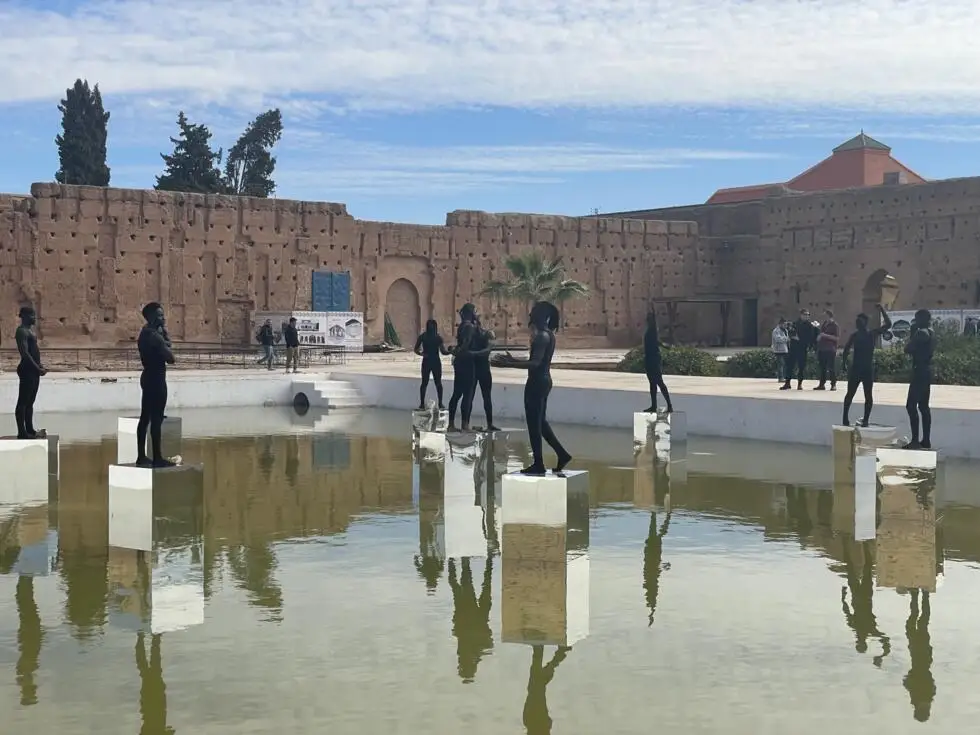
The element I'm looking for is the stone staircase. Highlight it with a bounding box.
[291,379,363,409]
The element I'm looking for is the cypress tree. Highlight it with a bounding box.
[55,79,111,186]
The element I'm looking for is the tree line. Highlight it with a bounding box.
[54,78,283,197]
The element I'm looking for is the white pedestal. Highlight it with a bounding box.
[0,437,58,509]
[633,411,686,448]
[107,545,205,634]
[117,417,183,465]
[107,464,204,551]
[500,470,590,647]
[874,448,940,593]
[412,408,449,434]
[634,440,687,510]
[831,425,895,541]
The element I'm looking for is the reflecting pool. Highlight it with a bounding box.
[2,407,980,733]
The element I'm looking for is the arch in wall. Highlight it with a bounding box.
[862,269,899,327]
[385,278,421,347]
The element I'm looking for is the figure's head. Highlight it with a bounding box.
[459,303,477,322]
[425,318,437,334]
[777,317,785,327]
[264,319,272,326]
[800,308,810,320]
[141,302,164,327]
[914,309,931,327]
[856,313,869,330]
[289,317,296,326]
[529,301,559,331]
[646,310,658,328]
[18,306,36,326]
[824,309,834,320]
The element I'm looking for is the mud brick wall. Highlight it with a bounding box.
[0,184,701,348]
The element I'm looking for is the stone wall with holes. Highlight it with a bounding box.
[630,176,980,343]
[0,184,702,347]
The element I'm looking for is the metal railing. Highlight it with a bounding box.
[0,344,348,373]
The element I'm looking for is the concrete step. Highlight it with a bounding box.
[291,379,364,409]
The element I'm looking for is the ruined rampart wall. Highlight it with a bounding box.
[0,184,701,347]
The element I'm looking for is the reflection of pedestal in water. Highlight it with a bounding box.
[500,471,590,647]
[633,437,687,511]
[633,412,687,455]
[831,426,893,541]
[875,448,942,593]
[412,409,449,435]
[107,463,205,633]
[0,438,59,576]
[117,417,183,465]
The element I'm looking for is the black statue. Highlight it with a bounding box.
[447,304,479,432]
[496,301,571,475]
[14,306,47,439]
[904,309,935,449]
[642,310,673,414]
[469,313,499,431]
[136,303,176,467]
[414,319,451,409]
[523,645,570,735]
[841,304,892,427]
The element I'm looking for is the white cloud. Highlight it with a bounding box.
[1,0,979,113]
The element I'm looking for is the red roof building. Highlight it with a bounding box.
[705,132,926,205]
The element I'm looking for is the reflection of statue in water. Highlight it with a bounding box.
[60,547,109,640]
[840,541,890,666]
[903,589,936,723]
[284,436,300,487]
[784,485,813,540]
[136,632,175,734]
[16,576,43,705]
[523,645,570,735]
[226,543,284,623]
[643,509,671,627]
[414,462,445,593]
[448,557,494,683]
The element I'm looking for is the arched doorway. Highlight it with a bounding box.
[862,270,899,328]
[385,278,421,347]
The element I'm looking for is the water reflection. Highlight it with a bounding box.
[3,413,980,731]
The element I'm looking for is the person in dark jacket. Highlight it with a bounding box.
[643,311,673,413]
[283,317,301,373]
[782,308,817,390]
[255,320,275,370]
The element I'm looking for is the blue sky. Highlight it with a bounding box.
[3,0,980,224]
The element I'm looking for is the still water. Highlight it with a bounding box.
[2,408,980,734]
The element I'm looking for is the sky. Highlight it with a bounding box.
[3,0,980,225]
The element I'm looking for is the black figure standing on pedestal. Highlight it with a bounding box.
[14,306,47,439]
[782,309,817,390]
[414,319,451,409]
[904,309,935,450]
[447,557,494,683]
[447,304,478,432]
[903,589,936,722]
[841,304,892,427]
[136,303,176,467]
[16,575,43,706]
[496,302,571,475]
[523,645,570,735]
[469,313,499,431]
[136,632,175,735]
[642,310,673,414]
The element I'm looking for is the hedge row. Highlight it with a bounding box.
[617,323,980,385]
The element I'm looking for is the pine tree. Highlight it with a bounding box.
[223,109,283,197]
[55,79,111,186]
[155,112,226,194]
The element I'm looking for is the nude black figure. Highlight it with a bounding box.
[136,303,176,467]
[469,313,499,431]
[904,309,935,449]
[497,301,571,475]
[14,306,47,439]
[841,304,892,427]
[447,304,478,432]
[414,319,450,409]
[642,310,673,414]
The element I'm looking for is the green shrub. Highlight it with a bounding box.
[617,345,721,376]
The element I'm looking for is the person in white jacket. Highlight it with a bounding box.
[771,319,790,383]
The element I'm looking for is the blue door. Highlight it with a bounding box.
[311,271,351,312]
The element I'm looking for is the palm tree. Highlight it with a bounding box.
[480,251,589,332]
